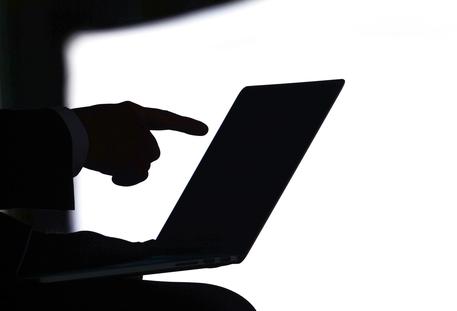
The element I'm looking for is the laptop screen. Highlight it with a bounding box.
[158,79,344,257]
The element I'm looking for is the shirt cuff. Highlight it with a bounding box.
[50,107,89,177]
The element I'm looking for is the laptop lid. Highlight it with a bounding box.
[157,79,345,259]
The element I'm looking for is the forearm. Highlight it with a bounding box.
[0,109,74,210]
[0,212,32,282]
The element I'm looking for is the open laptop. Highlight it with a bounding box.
[21,79,345,283]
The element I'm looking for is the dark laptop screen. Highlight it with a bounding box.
[158,80,344,257]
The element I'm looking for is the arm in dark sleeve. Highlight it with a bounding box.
[0,212,32,283]
[1,108,74,211]
[58,0,243,31]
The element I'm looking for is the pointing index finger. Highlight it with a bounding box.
[138,107,209,136]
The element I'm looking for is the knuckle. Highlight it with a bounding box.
[151,148,160,161]
[120,100,139,108]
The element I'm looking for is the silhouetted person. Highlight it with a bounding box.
[0,0,255,310]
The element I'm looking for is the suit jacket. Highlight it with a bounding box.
[0,108,74,282]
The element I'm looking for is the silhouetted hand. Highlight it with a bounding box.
[73,101,208,186]
[20,230,169,274]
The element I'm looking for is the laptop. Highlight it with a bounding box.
[21,79,345,283]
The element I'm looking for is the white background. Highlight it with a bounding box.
[66,0,457,310]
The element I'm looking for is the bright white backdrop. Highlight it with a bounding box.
[66,0,457,310]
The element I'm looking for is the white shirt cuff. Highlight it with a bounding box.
[50,107,89,177]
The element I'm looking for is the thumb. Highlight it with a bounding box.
[112,171,149,187]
